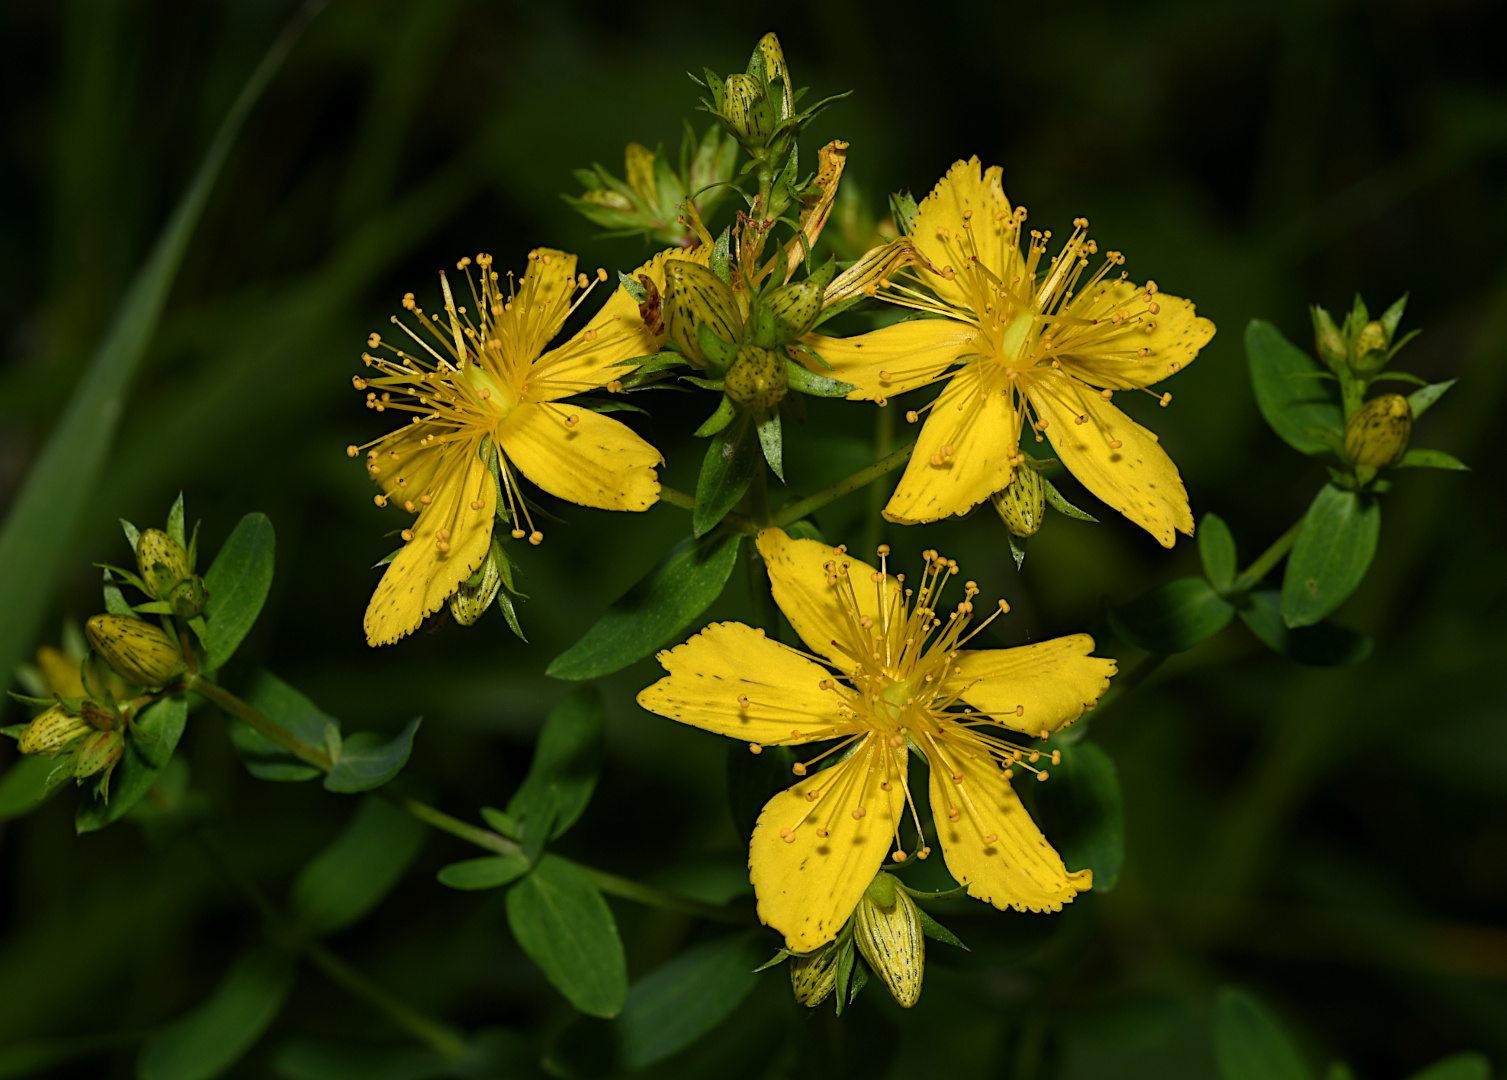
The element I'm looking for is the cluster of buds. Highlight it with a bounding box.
[701,34,798,161]
[566,128,740,247]
[11,686,128,797]
[1311,293,1416,380]
[134,528,208,619]
[85,614,186,688]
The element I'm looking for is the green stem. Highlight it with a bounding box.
[774,439,917,528]
[1228,518,1304,594]
[187,672,332,771]
[384,792,520,858]
[579,866,750,924]
[657,485,755,534]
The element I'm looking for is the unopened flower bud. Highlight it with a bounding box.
[85,614,185,687]
[1350,319,1391,374]
[169,577,208,619]
[663,262,742,366]
[754,32,794,120]
[73,729,124,780]
[990,464,1045,538]
[17,704,92,756]
[724,346,788,412]
[1344,394,1412,468]
[1310,305,1346,373]
[450,544,503,627]
[722,73,776,147]
[136,528,191,598]
[853,872,924,1008]
[762,279,824,343]
[788,946,840,1007]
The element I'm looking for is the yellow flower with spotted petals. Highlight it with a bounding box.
[636,529,1115,953]
[352,246,700,647]
[798,157,1216,547]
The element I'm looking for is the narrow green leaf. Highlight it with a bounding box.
[711,226,732,285]
[270,1039,450,1080]
[121,519,142,551]
[436,855,530,891]
[1405,1052,1492,1080]
[1007,530,1027,570]
[322,719,421,794]
[138,947,296,1080]
[480,806,520,838]
[76,695,188,834]
[1108,577,1235,653]
[0,10,312,688]
[693,415,758,537]
[1281,484,1381,628]
[547,533,742,680]
[1406,379,1456,420]
[913,907,968,950]
[1198,513,1238,592]
[507,686,605,842]
[290,797,427,934]
[201,513,276,670]
[103,568,134,616]
[693,396,736,437]
[230,672,333,782]
[1396,448,1469,471]
[617,935,762,1069]
[1245,320,1343,456]
[1237,591,1373,667]
[617,272,647,303]
[0,756,65,821]
[784,358,855,397]
[1042,476,1099,522]
[166,492,187,550]
[1213,987,1312,1080]
[506,855,628,1018]
[758,413,784,482]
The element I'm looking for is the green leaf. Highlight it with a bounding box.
[0,18,306,687]
[617,271,647,304]
[548,533,741,681]
[1213,987,1312,1080]
[507,686,606,843]
[617,934,762,1069]
[1236,591,1373,666]
[1007,530,1027,570]
[758,412,784,482]
[1042,475,1099,522]
[1035,741,1125,891]
[232,672,334,781]
[201,513,276,671]
[694,414,759,538]
[1281,484,1381,628]
[290,797,427,934]
[76,695,189,834]
[481,806,520,838]
[0,756,66,821]
[1198,513,1237,593]
[322,719,421,794]
[693,396,737,438]
[1108,577,1235,653]
[784,357,855,397]
[1246,319,1343,456]
[913,906,968,950]
[1396,448,1469,471]
[506,855,628,1018]
[121,519,142,551]
[1407,379,1456,420]
[437,855,530,891]
[103,568,134,616]
[270,1039,450,1080]
[138,946,296,1080]
[711,226,732,285]
[166,492,187,550]
[1406,1052,1492,1080]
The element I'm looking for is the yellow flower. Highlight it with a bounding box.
[352,247,698,646]
[799,158,1216,546]
[636,529,1115,953]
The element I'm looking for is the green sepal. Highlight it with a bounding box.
[120,519,142,551]
[913,906,969,951]
[495,587,527,641]
[618,272,647,304]
[481,806,520,838]
[889,191,918,235]
[1043,476,1099,522]
[1395,448,1469,470]
[1405,378,1456,419]
[134,600,174,615]
[682,375,726,392]
[784,357,854,397]
[758,412,784,482]
[166,492,187,550]
[697,322,739,367]
[694,396,738,438]
[102,568,136,618]
[1008,530,1027,570]
[711,226,733,285]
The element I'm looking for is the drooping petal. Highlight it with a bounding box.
[882,364,1019,525]
[945,634,1116,737]
[924,733,1091,913]
[499,401,661,511]
[529,246,709,401]
[636,622,848,745]
[754,529,901,671]
[1028,370,1192,547]
[910,158,1019,314]
[750,735,907,953]
[1056,280,1215,390]
[364,441,495,646]
[797,319,978,401]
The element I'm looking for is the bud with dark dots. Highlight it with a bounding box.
[721,73,776,147]
[451,543,503,627]
[789,945,840,1007]
[663,262,742,366]
[1350,319,1391,375]
[17,704,92,756]
[724,346,788,412]
[853,872,925,1008]
[85,614,185,687]
[991,465,1045,538]
[169,577,208,619]
[754,32,794,120]
[761,279,824,343]
[73,729,125,781]
[135,528,191,598]
[1344,394,1412,468]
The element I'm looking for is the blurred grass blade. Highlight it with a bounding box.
[291,796,428,935]
[0,3,321,685]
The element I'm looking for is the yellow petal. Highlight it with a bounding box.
[924,733,1091,912]
[750,735,907,952]
[911,157,1018,313]
[1028,371,1192,547]
[946,634,1116,737]
[500,401,660,511]
[523,248,579,343]
[882,365,1019,525]
[1058,280,1215,390]
[754,529,900,671]
[624,141,657,203]
[798,319,977,401]
[36,646,86,698]
[636,622,848,744]
[364,442,495,647]
[529,246,709,402]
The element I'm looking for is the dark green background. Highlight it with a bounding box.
[2,0,1505,1076]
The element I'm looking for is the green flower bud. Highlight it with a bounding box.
[762,279,824,343]
[853,872,925,1008]
[789,945,840,1007]
[754,32,794,120]
[169,576,208,619]
[1310,305,1347,373]
[1344,394,1412,468]
[73,729,124,780]
[663,262,742,366]
[1350,319,1391,374]
[990,464,1045,538]
[85,614,185,687]
[722,73,775,147]
[136,528,191,598]
[450,544,503,627]
[724,346,787,412]
[17,704,92,756]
